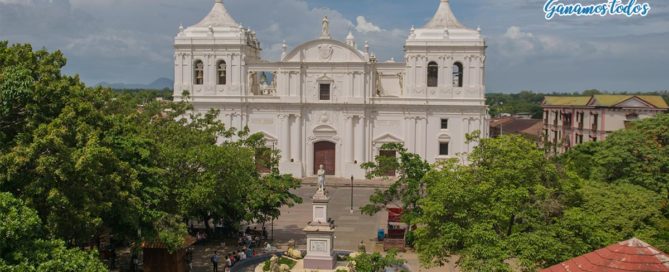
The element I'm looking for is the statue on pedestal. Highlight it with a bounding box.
[317,164,326,191]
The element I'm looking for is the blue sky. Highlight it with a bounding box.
[0,0,667,92]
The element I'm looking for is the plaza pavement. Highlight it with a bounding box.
[189,185,454,272]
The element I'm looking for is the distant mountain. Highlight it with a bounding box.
[97,77,173,90]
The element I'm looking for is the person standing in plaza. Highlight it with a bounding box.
[225,254,232,269]
[211,251,220,272]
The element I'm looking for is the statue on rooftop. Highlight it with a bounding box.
[321,16,330,39]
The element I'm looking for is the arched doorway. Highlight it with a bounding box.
[314,141,336,175]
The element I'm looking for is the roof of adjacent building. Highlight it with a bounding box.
[543,96,593,106]
[142,235,197,249]
[543,95,669,109]
[424,0,465,29]
[541,238,669,272]
[490,117,543,139]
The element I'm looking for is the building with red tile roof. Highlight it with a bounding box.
[490,117,543,142]
[542,238,669,272]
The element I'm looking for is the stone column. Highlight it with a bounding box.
[446,56,454,90]
[406,117,416,153]
[279,114,290,162]
[417,57,425,89]
[417,116,427,158]
[439,56,446,88]
[354,116,365,163]
[291,114,302,162]
[207,53,214,87]
[346,115,355,162]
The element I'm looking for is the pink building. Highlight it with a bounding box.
[542,95,668,154]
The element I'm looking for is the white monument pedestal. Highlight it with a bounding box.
[303,189,336,270]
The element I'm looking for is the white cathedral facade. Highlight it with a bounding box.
[174,0,488,179]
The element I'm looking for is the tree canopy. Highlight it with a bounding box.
[0,192,106,271]
[413,135,571,271]
[409,131,669,271]
[561,113,669,197]
[0,40,301,269]
[360,143,432,227]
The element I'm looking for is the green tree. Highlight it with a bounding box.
[558,141,602,180]
[349,250,405,272]
[486,91,545,118]
[0,86,147,246]
[591,113,669,196]
[246,172,302,236]
[0,192,106,271]
[0,42,302,253]
[360,143,432,226]
[0,42,81,151]
[414,135,571,271]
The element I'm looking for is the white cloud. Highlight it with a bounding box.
[65,30,171,63]
[355,16,381,33]
[494,26,600,62]
[501,26,536,53]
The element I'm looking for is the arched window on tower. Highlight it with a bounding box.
[453,62,463,87]
[217,60,227,85]
[194,60,204,85]
[427,61,439,87]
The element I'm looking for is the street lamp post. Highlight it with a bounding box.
[350,175,354,213]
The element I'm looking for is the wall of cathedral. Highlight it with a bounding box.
[247,63,370,103]
[176,1,490,179]
[192,101,486,179]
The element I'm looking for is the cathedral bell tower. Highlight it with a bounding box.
[404,0,486,100]
[174,0,261,99]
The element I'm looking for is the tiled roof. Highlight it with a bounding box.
[543,95,668,109]
[543,96,591,106]
[541,238,669,272]
[637,96,669,109]
[490,118,542,136]
[589,95,632,107]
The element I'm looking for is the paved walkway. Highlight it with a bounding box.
[188,184,455,272]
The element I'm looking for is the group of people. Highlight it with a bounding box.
[241,226,268,245]
[209,226,269,272]
[210,249,250,272]
[196,231,208,244]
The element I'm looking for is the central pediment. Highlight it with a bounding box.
[282,39,367,63]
